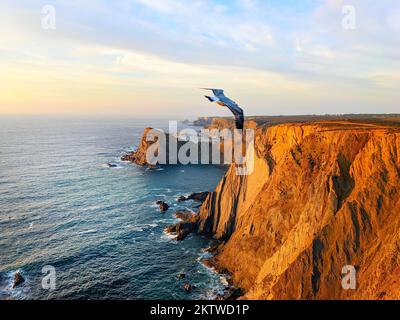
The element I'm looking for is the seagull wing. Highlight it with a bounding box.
[211,89,224,97]
[200,88,224,98]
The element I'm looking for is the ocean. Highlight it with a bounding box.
[0,116,227,300]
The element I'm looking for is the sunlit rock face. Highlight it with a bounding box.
[197,121,400,300]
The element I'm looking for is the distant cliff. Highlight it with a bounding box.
[192,117,214,127]
[197,121,400,299]
[121,127,220,166]
[190,116,258,130]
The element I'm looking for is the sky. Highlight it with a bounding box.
[0,0,399,118]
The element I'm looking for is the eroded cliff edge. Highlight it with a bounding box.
[197,121,400,300]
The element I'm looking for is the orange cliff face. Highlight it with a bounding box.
[122,128,157,166]
[197,121,400,300]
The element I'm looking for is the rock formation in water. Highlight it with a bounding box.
[122,128,161,166]
[165,210,199,241]
[13,271,25,288]
[196,121,400,300]
[121,127,219,166]
[177,192,210,203]
[156,200,170,212]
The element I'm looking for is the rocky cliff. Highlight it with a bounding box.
[122,127,216,166]
[197,121,400,300]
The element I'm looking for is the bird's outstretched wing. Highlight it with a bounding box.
[201,88,224,98]
[211,89,224,97]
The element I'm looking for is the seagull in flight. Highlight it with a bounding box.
[201,88,244,130]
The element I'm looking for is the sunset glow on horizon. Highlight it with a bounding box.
[1,0,399,118]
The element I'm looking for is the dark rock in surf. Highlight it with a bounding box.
[177,195,186,202]
[165,224,177,234]
[215,287,244,300]
[164,210,199,241]
[107,163,118,168]
[156,201,169,212]
[164,221,197,241]
[183,283,193,292]
[174,210,198,223]
[13,271,25,288]
[177,192,210,203]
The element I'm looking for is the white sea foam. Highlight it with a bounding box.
[160,231,178,243]
[79,229,98,235]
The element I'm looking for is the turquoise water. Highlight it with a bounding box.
[0,116,227,300]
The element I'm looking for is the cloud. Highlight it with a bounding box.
[135,0,175,13]
[0,0,399,115]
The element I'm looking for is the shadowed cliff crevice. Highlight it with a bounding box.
[311,238,324,295]
[331,154,355,213]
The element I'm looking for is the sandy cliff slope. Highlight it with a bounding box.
[197,121,400,300]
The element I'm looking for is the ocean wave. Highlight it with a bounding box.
[160,230,178,243]
[128,223,159,233]
[78,229,98,235]
[194,256,230,300]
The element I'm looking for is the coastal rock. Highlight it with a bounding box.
[182,283,193,292]
[121,128,159,166]
[165,220,197,241]
[178,222,197,241]
[13,271,25,288]
[107,163,118,168]
[196,121,400,300]
[177,195,186,202]
[174,210,199,223]
[164,224,177,233]
[122,127,216,166]
[164,210,199,241]
[216,287,244,300]
[177,192,210,203]
[204,243,222,254]
[156,201,169,212]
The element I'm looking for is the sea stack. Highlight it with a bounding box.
[156,201,170,212]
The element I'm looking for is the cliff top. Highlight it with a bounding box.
[200,114,400,132]
[260,119,400,132]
